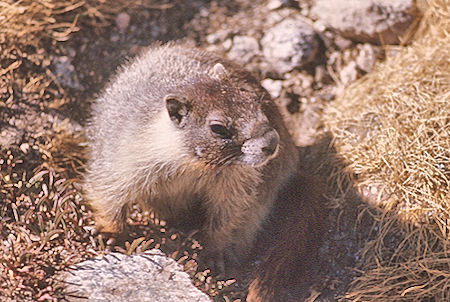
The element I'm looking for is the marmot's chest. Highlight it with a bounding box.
[146,165,260,211]
[146,169,206,211]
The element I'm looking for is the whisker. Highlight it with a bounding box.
[207,145,242,167]
[216,152,239,166]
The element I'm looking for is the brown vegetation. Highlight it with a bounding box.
[324,0,450,300]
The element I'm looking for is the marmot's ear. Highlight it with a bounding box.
[210,63,228,80]
[165,94,190,126]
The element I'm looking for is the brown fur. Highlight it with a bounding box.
[247,171,328,302]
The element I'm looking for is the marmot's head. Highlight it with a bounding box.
[165,63,279,168]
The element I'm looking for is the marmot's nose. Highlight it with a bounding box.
[261,129,279,156]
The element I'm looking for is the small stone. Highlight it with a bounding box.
[334,36,353,50]
[53,56,82,90]
[227,36,260,64]
[355,43,379,73]
[267,0,295,10]
[261,79,283,98]
[312,19,327,33]
[110,34,120,42]
[206,30,231,44]
[199,7,209,17]
[19,143,30,154]
[267,0,284,10]
[339,61,358,85]
[222,38,232,51]
[298,72,314,90]
[116,12,130,31]
[370,185,378,195]
[61,249,211,302]
[261,16,319,74]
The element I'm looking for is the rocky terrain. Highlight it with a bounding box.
[1,0,423,300]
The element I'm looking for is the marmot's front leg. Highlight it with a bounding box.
[84,180,128,235]
[202,193,271,274]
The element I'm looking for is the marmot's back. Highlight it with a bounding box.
[96,44,250,109]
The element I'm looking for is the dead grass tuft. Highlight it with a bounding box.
[0,0,134,105]
[347,211,450,301]
[40,131,87,177]
[324,0,450,300]
[0,146,97,300]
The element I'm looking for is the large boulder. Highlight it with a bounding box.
[311,0,418,44]
[61,249,211,302]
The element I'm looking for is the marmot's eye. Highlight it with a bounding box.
[210,124,232,139]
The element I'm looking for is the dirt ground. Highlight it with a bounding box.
[1,0,399,300]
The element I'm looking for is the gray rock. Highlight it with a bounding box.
[261,16,319,74]
[311,0,417,44]
[261,78,283,98]
[116,12,130,31]
[355,43,379,73]
[61,249,211,302]
[339,61,358,85]
[227,35,260,63]
[206,29,232,45]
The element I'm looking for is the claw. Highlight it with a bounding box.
[203,246,242,278]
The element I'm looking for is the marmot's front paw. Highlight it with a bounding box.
[93,215,121,234]
[205,249,225,276]
[203,246,241,277]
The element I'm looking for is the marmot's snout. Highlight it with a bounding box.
[261,129,279,157]
[241,128,280,166]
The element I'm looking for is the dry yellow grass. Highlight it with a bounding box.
[324,0,450,300]
[0,0,131,102]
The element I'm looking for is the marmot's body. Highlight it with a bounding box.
[84,44,298,265]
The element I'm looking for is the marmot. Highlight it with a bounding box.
[84,43,299,270]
